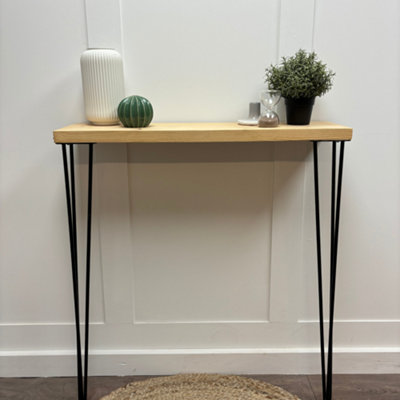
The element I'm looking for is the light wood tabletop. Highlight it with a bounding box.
[53,121,352,144]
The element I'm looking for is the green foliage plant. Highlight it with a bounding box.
[265,49,335,99]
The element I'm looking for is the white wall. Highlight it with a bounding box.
[0,0,399,377]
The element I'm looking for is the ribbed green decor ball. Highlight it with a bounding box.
[118,95,154,128]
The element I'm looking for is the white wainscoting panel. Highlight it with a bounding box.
[128,144,274,324]
[120,0,280,121]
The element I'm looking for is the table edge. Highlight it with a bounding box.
[53,121,353,144]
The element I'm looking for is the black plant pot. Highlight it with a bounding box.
[284,97,315,125]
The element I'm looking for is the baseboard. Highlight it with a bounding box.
[1,348,400,377]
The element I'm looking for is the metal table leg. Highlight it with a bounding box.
[61,143,94,400]
[312,141,345,400]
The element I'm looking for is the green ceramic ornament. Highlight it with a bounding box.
[118,95,154,128]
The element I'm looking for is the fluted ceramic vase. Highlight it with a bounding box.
[80,49,125,125]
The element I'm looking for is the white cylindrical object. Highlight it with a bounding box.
[80,49,125,125]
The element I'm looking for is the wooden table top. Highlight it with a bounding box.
[53,121,352,144]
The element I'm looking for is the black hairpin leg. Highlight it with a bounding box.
[312,141,345,400]
[62,143,94,400]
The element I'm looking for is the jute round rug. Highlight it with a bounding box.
[100,374,301,400]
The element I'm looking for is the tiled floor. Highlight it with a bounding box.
[0,374,399,399]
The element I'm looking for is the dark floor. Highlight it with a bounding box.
[0,374,399,400]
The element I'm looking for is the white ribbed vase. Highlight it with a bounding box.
[80,49,125,125]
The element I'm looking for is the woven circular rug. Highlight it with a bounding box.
[100,374,301,400]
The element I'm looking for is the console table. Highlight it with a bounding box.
[53,121,353,400]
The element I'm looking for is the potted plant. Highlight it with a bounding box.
[265,49,335,125]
